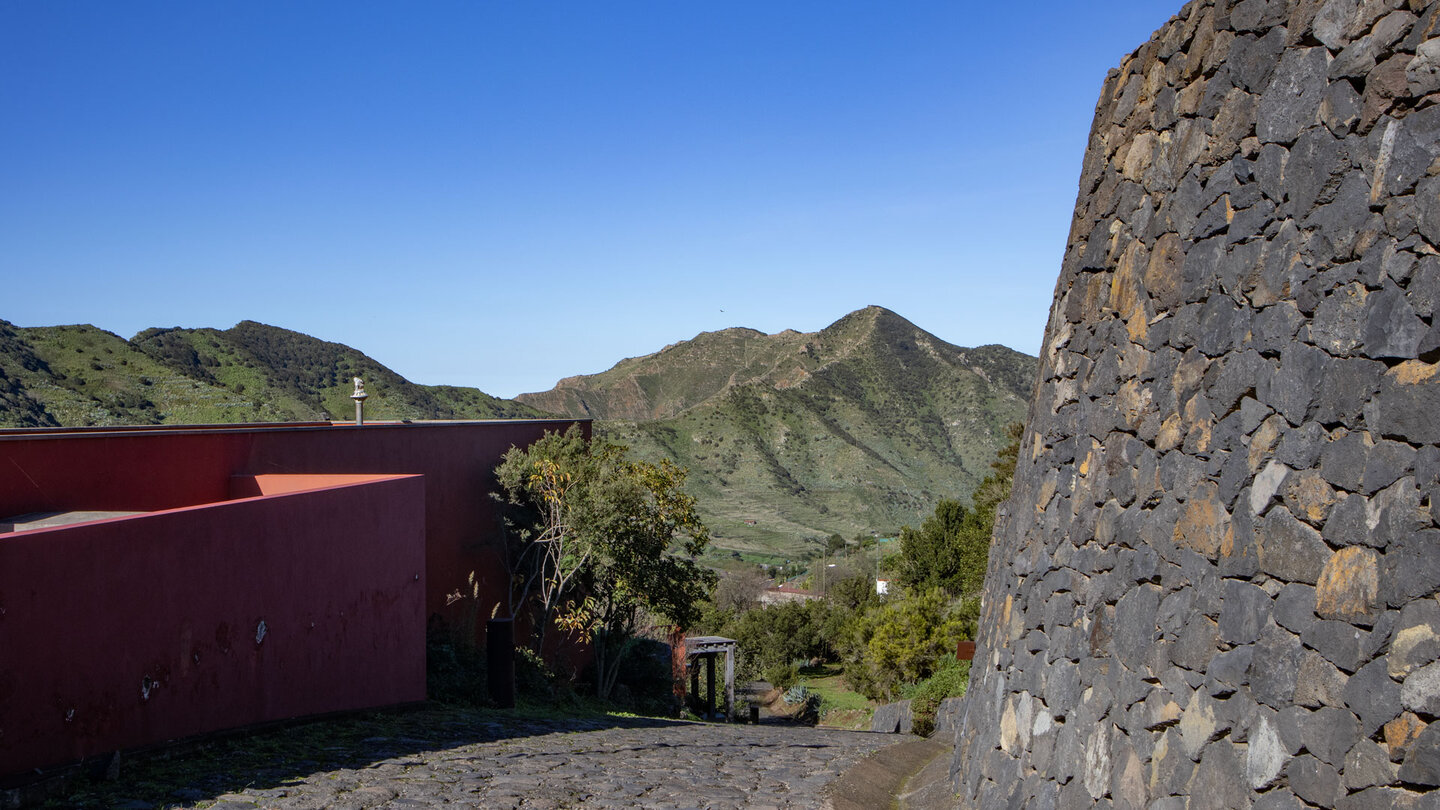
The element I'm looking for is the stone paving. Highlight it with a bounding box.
[172,718,902,810]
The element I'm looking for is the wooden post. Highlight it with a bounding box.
[486,618,515,708]
[705,654,716,720]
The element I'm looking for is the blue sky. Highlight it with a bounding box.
[3,1,1183,398]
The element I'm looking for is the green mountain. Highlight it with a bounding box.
[0,319,544,427]
[517,306,1035,558]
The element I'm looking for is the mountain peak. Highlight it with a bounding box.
[515,307,1029,423]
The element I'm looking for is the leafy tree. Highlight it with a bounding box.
[495,426,715,699]
[846,587,969,701]
[896,499,975,595]
[725,599,828,682]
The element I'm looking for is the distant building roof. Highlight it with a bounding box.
[759,585,819,605]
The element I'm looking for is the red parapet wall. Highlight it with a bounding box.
[0,475,426,776]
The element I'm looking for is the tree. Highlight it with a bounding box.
[896,498,973,595]
[495,426,715,699]
[495,427,591,655]
[712,565,770,615]
[847,587,969,701]
[726,599,828,682]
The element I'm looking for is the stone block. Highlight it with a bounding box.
[1384,710,1426,762]
[1188,740,1250,808]
[933,697,966,736]
[1407,37,1440,96]
[1303,619,1370,672]
[1250,623,1306,708]
[1309,282,1370,358]
[1380,529,1440,608]
[1274,583,1318,634]
[1256,506,1329,584]
[1280,468,1337,526]
[1175,480,1230,557]
[1114,584,1162,673]
[1287,753,1342,807]
[1315,546,1381,624]
[1257,47,1329,143]
[1402,660,1440,716]
[870,699,913,734]
[1320,429,1371,494]
[1389,599,1440,679]
[1362,283,1426,359]
[1397,721,1440,786]
[1346,657,1403,737]
[1305,706,1363,767]
[1361,438,1417,495]
[1312,356,1383,426]
[1335,787,1434,810]
[1312,0,1361,50]
[1295,650,1349,708]
[1247,710,1289,789]
[1344,738,1399,791]
[1219,580,1274,644]
[1254,791,1306,810]
[1178,689,1224,760]
[1275,421,1326,470]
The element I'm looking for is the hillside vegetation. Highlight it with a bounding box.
[0,319,543,427]
[518,306,1035,557]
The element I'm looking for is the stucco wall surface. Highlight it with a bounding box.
[0,476,425,776]
[952,1,1440,807]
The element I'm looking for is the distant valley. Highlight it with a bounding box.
[0,307,1035,557]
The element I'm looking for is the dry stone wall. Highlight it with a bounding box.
[952,0,1440,807]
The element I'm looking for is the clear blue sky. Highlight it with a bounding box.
[2,1,1183,399]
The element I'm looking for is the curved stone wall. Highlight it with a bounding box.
[952,1,1440,807]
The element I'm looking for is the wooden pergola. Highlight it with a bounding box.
[683,635,735,721]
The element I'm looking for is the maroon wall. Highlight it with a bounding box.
[0,419,586,628]
[0,475,425,776]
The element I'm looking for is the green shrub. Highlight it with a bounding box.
[764,662,801,691]
[904,655,971,737]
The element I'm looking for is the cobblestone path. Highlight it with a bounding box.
[183,718,900,810]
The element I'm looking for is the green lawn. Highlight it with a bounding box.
[800,663,874,729]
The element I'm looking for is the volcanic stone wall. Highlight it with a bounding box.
[952,0,1440,807]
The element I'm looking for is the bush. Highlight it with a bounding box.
[904,655,971,737]
[764,662,801,691]
[425,621,488,706]
[845,588,969,701]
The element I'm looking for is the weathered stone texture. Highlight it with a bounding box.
[951,0,1440,806]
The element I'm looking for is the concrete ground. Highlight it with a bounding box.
[825,737,956,810]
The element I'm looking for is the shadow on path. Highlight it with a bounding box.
[23,703,692,809]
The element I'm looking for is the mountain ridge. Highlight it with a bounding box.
[0,319,544,427]
[518,305,1036,556]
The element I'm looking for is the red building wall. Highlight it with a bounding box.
[0,419,587,778]
[0,474,424,776]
